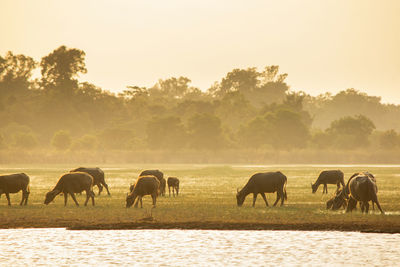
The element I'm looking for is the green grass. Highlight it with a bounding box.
[1,164,400,232]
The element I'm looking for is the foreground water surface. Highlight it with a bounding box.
[0,229,399,266]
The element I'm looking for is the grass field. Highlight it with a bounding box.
[1,164,400,232]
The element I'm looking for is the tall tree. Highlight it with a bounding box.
[40,46,87,96]
[208,66,289,106]
[0,51,36,97]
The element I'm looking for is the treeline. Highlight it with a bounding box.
[1,46,400,160]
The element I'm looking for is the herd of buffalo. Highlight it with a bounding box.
[0,168,384,214]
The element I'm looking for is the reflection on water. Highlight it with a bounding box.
[0,229,399,266]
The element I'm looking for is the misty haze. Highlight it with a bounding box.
[1,1,400,266]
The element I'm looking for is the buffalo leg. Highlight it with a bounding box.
[260,193,269,207]
[24,191,29,205]
[20,191,24,206]
[140,197,143,208]
[152,194,157,207]
[176,186,179,196]
[323,184,328,194]
[5,193,11,206]
[84,190,90,206]
[91,191,95,206]
[374,200,385,214]
[360,202,365,213]
[364,202,369,214]
[101,181,111,196]
[168,186,171,197]
[273,192,281,207]
[280,190,285,206]
[252,193,258,207]
[346,198,357,213]
[97,184,103,195]
[64,193,68,206]
[69,193,79,206]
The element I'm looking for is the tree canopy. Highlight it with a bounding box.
[0,46,399,154]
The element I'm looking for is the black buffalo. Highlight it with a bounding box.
[126,175,160,208]
[331,172,383,214]
[0,173,30,206]
[167,177,180,197]
[311,170,345,194]
[44,172,95,206]
[236,171,287,207]
[70,167,110,195]
[139,170,166,196]
[326,188,347,210]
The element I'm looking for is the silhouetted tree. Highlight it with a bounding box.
[40,46,86,97]
[0,51,36,97]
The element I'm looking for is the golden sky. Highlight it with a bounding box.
[1,0,399,103]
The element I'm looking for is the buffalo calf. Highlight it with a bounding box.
[167,177,180,197]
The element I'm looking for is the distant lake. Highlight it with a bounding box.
[0,229,399,266]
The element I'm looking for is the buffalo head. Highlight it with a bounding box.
[44,190,58,205]
[126,193,135,208]
[236,189,245,207]
[311,183,318,193]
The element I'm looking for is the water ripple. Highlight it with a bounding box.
[0,229,399,266]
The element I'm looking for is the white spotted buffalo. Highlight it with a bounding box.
[311,170,345,194]
[44,172,95,206]
[167,177,180,197]
[0,173,30,206]
[70,167,110,195]
[139,170,166,196]
[236,171,287,207]
[126,175,160,208]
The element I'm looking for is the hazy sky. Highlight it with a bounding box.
[1,1,399,103]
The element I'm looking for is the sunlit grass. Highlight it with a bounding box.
[1,164,400,230]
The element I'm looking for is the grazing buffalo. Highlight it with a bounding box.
[331,172,384,214]
[311,170,345,194]
[348,171,377,210]
[70,167,110,195]
[44,172,95,206]
[126,175,160,208]
[345,172,383,214]
[327,188,347,210]
[0,173,30,206]
[167,177,180,197]
[139,170,166,196]
[236,171,287,207]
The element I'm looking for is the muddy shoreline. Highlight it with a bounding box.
[0,221,394,233]
[67,222,400,234]
[66,222,400,233]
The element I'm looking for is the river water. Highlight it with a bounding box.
[0,229,399,266]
